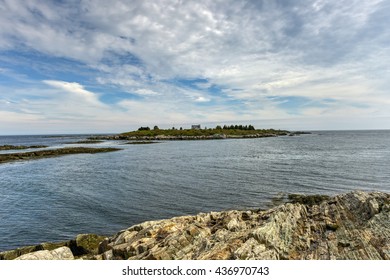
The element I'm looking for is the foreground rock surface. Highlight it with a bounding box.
[1,191,389,260]
[15,247,74,260]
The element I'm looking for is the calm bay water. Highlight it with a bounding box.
[0,131,389,251]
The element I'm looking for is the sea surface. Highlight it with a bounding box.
[0,130,389,251]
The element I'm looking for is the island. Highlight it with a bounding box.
[90,125,292,141]
[0,147,121,164]
[1,191,388,260]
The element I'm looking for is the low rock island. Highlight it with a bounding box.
[0,145,48,150]
[0,147,121,164]
[1,191,388,260]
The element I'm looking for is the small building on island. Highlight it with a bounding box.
[191,124,201,130]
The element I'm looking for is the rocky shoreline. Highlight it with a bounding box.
[1,191,388,260]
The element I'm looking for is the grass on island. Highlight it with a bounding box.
[0,147,121,164]
[120,125,289,138]
[0,145,48,150]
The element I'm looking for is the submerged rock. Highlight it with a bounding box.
[1,191,389,260]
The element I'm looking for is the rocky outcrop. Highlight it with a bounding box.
[1,191,389,260]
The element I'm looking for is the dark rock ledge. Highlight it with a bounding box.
[0,145,48,150]
[0,147,121,164]
[1,191,389,260]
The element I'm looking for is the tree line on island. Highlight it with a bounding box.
[137,124,256,131]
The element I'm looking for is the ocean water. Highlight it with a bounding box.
[0,130,389,251]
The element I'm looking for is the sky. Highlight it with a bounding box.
[0,0,389,134]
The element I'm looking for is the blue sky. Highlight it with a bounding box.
[0,0,389,134]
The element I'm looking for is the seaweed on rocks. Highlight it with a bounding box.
[287,194,331,206]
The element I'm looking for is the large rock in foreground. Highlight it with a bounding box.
[1,191,389,260]
[101,191,389,260]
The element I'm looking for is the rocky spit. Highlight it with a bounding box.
[0,145,48,150]
[1,191,389,260]
[0,147,121,164]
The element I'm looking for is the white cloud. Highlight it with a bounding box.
[43,80,104,107]
[134,88,160,96]
[195,96,210,103]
